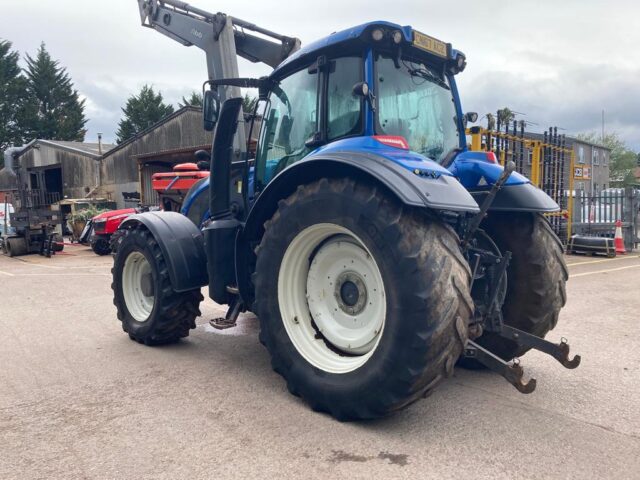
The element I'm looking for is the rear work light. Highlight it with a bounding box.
[373,135,409,150]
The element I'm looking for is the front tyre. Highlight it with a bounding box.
[111,226,203,345]
[253,178,472,420]
[109,229,128,255]
[91,236,112,255]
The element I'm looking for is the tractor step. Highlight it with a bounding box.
[209,296,242,330]
[209,317,237,330]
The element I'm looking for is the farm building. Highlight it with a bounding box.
[100,106,212,208]
[0,106,215,210]
[0,140,112,204]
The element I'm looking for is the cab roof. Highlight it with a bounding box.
[271,21,463,77]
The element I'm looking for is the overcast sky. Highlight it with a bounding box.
[2,0,639,150]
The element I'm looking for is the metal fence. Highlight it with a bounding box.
[467,124,574,243]
[574,190,624,224]
[14,189,61,210]
[572,188,639,250]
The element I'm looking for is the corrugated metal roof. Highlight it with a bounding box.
[44,140,115,155]
[16,139,115,159]
[102,106,202,157]
[133,144,212,160]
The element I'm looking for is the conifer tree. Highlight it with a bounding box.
[23,43,87,141]
[116,85,174,143]
[0,39,29,163]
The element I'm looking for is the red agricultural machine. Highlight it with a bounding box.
[88,162,208,255]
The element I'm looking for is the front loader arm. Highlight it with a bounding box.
[137,0,300,72]
[136,0,300,160]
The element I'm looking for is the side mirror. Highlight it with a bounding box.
[194,149,210,161]
[194,150,211,171]
[352,81,376,112]
[465,112,478,124]
[352,81,370,97]
[203,90,220,131]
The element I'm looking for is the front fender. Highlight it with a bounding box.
[120,211,208,292]
[470,183,559,212]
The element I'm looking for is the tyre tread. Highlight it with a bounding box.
[112,226,202,345]
[253,178,471,420]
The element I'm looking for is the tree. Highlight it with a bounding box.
[22,43,87,142]
[116,85,174,144]
[496,107,515,128]
[577,131,637,186]
[242,93,258,114]
[0,39,29,164]
[179,91,203,108]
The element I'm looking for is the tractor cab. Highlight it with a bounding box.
[249,23,470,193]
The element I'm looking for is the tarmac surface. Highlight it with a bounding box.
[1,247,639,479]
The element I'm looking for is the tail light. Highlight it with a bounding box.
[485,152,497,163]
[373,135,409,150]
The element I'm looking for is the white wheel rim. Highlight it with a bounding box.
[122,251,155,322]
[278,223,386,374]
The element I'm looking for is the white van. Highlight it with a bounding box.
[0,202,15,235]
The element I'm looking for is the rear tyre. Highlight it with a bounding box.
[111,226,203,345]
[91,237,112,255]
[464,212,568,363]
[253,178,472,420]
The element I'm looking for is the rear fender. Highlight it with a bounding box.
[236,151,480,308]
[245,151,479,239]
[119,211,208,292]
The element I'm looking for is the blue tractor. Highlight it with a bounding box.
[113,1,579,420]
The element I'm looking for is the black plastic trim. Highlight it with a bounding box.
[120,211,208,292]
[470,183,560,212]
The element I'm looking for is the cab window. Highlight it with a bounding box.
[255,67,318,188]
[327,56,362,140]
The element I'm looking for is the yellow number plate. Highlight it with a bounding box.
[413,31,448,58]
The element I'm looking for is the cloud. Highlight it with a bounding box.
[1,0,639,150]
[461,58,640,149]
